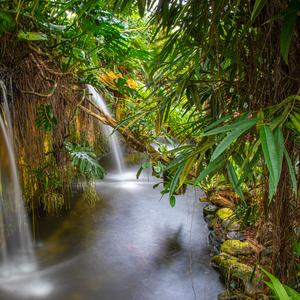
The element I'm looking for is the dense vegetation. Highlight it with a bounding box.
[0,0,299,298]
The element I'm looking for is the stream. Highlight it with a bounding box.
[0,166,223,300]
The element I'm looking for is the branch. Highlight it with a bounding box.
[77,103,169,163]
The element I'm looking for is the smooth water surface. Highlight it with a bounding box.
[0,168,223,299]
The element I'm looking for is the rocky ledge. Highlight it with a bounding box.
[203,202,267,299]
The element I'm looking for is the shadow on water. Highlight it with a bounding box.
[0,166,223,300]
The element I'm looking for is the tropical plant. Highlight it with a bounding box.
[65,141,105,179]
[113,0,300,282]
[262,268,300,300]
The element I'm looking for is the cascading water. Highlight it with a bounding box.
[87,85,125,173]
[0,81,36,277]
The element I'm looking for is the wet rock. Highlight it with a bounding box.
[226,231,245,241]
[221,240,254,256]
[212,253,263,297]
[204,215,214,226]
[208,231,223,254]
[203,204,218,217]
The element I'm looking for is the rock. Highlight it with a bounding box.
[208,231,223,254]
[209,193,235,208]
[222,219,241,231]
[226,231,245,241]
[221,240,254,256]
[215,208,241,231]
[204,215,214,225]
[203,204,218,217]
[212,253,264,297]
[216,208,234,220]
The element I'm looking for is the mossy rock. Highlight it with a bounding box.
[212,252,263,296]
[221,240,253,256]
[216,208,234,220]
[215,208,241,231]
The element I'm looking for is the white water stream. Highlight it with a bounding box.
[87,85,125,173]
[0,81,36,277]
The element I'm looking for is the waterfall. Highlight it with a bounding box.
[87,85,125,173]
[0,81,36,277]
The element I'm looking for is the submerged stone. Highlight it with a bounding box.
[221,240,253,256]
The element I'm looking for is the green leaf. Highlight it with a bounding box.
[204,114,248,136]
[284,285,300,300]
[169,195,176,207]
[280,12,297,64]
[227,163,245,203]
[136,161,151,179]
[260,125,283,201]
[17,31,48,41]
[251,0,267,22]
[169,164,185,197]
[72,48,86,60]
[194,157,224,186]
[0,12,15,35]
[274,127,284,179]
[262,268,290,300]
[211,118,257,161]
[284,148,297,196]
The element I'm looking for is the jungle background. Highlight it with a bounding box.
[0,0,299,298]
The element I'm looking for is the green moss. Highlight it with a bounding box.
[216,208,234,220]
[212,252,263,296]
[221,240,253,256]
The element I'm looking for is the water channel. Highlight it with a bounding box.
[0,166,223,299]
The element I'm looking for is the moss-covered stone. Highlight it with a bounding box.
[212,252,263,296]
[221,240,253,256]
[216,208,234,220]
[215,208,241,231]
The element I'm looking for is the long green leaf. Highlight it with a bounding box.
[259,125,282,201]
[284,285,300,300]
[194,157,224,186]
[251,0,267,22]
[211,118,257,161]
[284,148,297,196]
[280,12,297,64]
[169,164,185,197]
[204,114,248,136]
[262,268,290,300]
[227,163,245,203]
